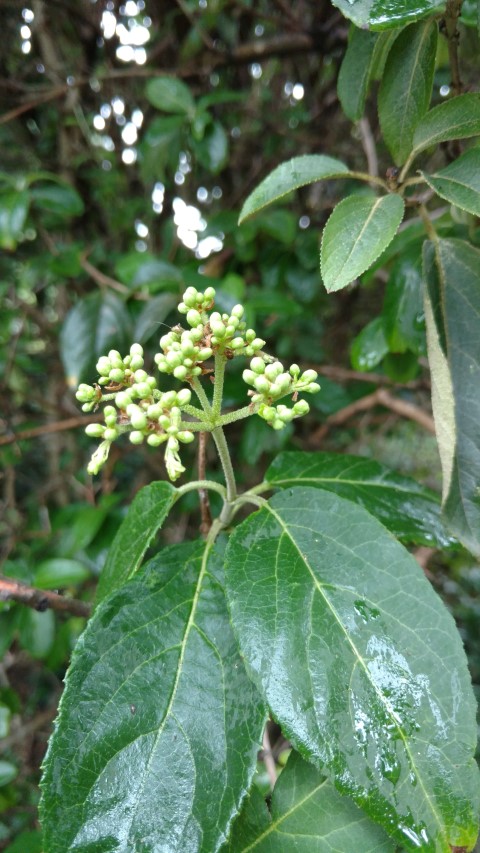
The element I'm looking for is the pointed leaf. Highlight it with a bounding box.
[320,194,404,292]
[225,487,480,852]
[95,481,177,604]
[266,451,455,548]
[382,247,425,354]
[145,77,195,115]
[41,540,265,853]
[331,0,445,30]
[239,156,349,223]
[227,751,394,852]
[412,93,480,155]
[133,292,177,343]
[421,147,480,216]
[378,20,437,165]
[423,239,480,556]
[338,28,379,121]
[350,317,389,371]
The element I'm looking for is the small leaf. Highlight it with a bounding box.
[266,451,455,548]
[30,183,84,217]
[239,155,349,223]
[338,28,379,121]
[227,751,394,852]
[34,558,90,589]
[192,120,229,173]
[115,252,182,291]
[225,488,480,851]
[320,194,404,292]
[350,317,389,371]
[382,248,425,354]
[0,190,30,250]
[95,481,177,604]
[60,292,131,387]
[145,76,195,115]
[421,147,480,216]
[41,540,265,853]
[378,20,437,165]
[412,93,480,155]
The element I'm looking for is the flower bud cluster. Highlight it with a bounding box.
[154,326,212,381]
[242,357,320,429]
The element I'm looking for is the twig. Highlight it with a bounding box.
[0,575,91,618]
[198,432,213,536]
[443,0,463,94]
[315,364,428,389]
[358,117,378,178]
[262,725,278,787]
[80,255,131,296]
[0,414,103,447]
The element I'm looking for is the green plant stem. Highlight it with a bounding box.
[444,0,463,94]
[347,170,389,191]
[219,404,256,426]
[181,404,206,420]
[174,479,227,501]
[211,425,237,504]
[212,353,227,417]
[419,203,439,244]
[244,481,272,496]
[399,151,416,184]
[191,376,213,414]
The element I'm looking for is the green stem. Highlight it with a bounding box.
[190,376,213,414]
[244,481,272,496]
[211,425,237,504]
[212,352,227,417]
[181,404,207,420]
[174,479,227,501]
[419,203,439,244]
[219,404,257,426]
[347,170,389,191]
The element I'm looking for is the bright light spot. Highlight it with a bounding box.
[106,0,114,9]
[134,47,147,64]
[197,186,208,202]
[116,114,126,126]
[122,121,138,145]
[143,16,152,26]
[299,215,310,229]
[100,103,112,119]
[20,24,31,38]
[210,72,219,87]
[440,84,450,97]
[196,235,223,259]
[135,239,147,252]
[21,41,31,54]
[122,147,137,164]
[67,75,75,86]
[90,78,101,91]
[36,63,45,73]
[284,81,293,96]
[103,136,115,151]
[102,160,112,171]
[117,44,135,62]
[173,198,207,250]
[199,0,207,7]
[112,96,125,115]
[93,115,105,130]
[101,10,117,39]
[212,186,222,199]
[22,8,34,22]
[124,0,139,14]
[152,182,165,207]
[153,203,163,213]
[249,63,262,79]
[292,83,304,100]
[132,108,144,127]
[135,220,149,237]
[175,171,185,185]
[254,24,264,36]
[116,21,150,45]
[137,0,145,9]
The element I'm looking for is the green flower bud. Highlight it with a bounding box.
[87,440,112,475]
[130,410,148,430]
[109,368,124,383]
[166,351,183,368]
[96,356,111,376]
[198,347,212,361]
[254,376,270,394]
[173,365,188,381]
[76,383,96,402]
[186,308,202,327]
[147,433,164,447]
[245,329,256,342]
[159,415,171,429]
[130,343,143,356]
[242,369,256,386]
[108,349,122,362]
[190,326,204,342]
[204,286,216,302]
[191,366,202,377]
[147,403,162,419]
[177,388,192,406]
[104,405,117,426]
[300,369,318,384]
[265,362,283,381]
[272,418,285,430]
[293,399,310,416]
[250,357,266,374]
[129,431,144,445]
[115,391,131,409]
[230,337,245,350]
[161,391,177,408]
[250,338,265,351]
[182,287,198,308]
[181,338,196,357]
[135,382,153,399]
[85,423,105,437]
[178,430,194,443]
[305,382,321,394]
[134,369,148,382]
[103,427,118,442]
[82,402,95,412]
[130,355,144,371]
[231,304,244,319]
[211,320,226,338]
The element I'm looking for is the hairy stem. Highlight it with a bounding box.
[190,376,213,414]
[212,352,227,417]
[211,426,237,504]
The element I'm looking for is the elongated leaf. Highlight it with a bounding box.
[266,451,454,548]
[60,292,131,388]
[320,194,404,292]
[227,751,394,852]
[423,239,480,556]
[30,183,84,218]
[338,28,378,121]
[378,20,437,165]
[332,0,444,30]
[413,93,480,155]
[95,481,176,604]
[350,317,389,371]
[0,190,29,250]
[422,147,480,216]
[133,292,177,343]
[382,247,425,355]
[41,540,265,853]
[239,156,349,223]
[145,77,195,115]
[225,487,480,852]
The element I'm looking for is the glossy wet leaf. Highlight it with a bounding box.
[145,76,195,116]
[350,317,389,372]
[422,147,480,217]
[0,190,29,250]
[320,194,404,292]
[266,451,454,548]
[95,481,176,604]
[378,20,437,165]
[338,29,378,121]
[239,156,349,223]
[423,239,480,556]
[412,93,480,155]
[331,0,444,29]
[225,487,480,851]
[60,292,131,388]
[382,248,425,354]
[41,540,265,853]
[227,751,394,852]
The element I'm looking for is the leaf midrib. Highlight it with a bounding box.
[239,777,328,852]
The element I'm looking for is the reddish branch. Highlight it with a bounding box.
[0,575,91,618]
[0,414,103,447]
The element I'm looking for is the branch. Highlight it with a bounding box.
[443,0,464,94]
[0,414,103,447]
[0,575,91,618]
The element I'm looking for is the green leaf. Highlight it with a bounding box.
[0,760,17,787]
[41,540,265,853]
[3,831,43,853]
[412,93,480,156]
[421,147,480,216]
[30,183,84,218]
[266,451,455,548]
[33,558,90,589]
[18,608,55,659]
[378,20,437,166]
[227,751,394,852]
[115,252,182,292]
[338,28,378,121]
[0,190,30,250]
[423,239,480,556]
[331,0,445,30]
[192,120,229,173]
[225,487,480,852]
[350,317,389,371]
[145,76,195,115]
[133,293,177,343]
[239,155,349,223]
[95,481,176,604]
[382,248,425,354]
[60,292,131,388]
[320,194,404,292]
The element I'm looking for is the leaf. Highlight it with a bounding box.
[0,190,30,250]
[382,248,425,354]
[423,239,480,556]
[378,20,437,165]
[350,317,389,371]
[133,292,177,343]
[320,194,404,293]
[338,28,379,121]
[239,155,349,223]
[266,451,455,548]
[0,760,17,787]
[227,751,394,852]
[40,540,265,853]
[225,487,480,852]
[412,93,480,156]
[192,120,229,173]
[3,831,43,853]
[34,558,90,589]
[331,0,445,30]
[30,183,84,218]
[421,147,480,216]
[60,292,131,388]
[115,252,182,291]
[95,481,176,605]
[145,76,195,116]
